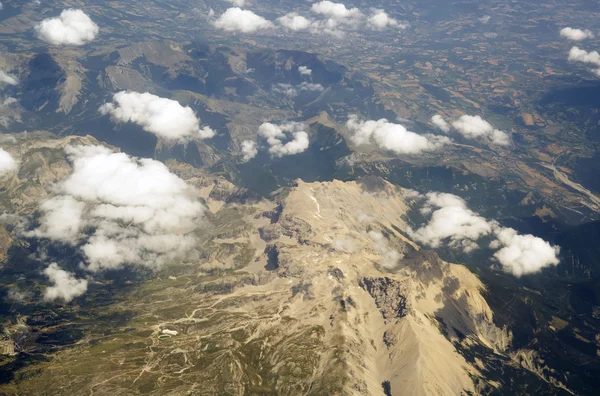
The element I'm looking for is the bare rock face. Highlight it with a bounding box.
[245,179,511,395]
[1,133,105,211]
[401,249,447,284]
[258,224,282,241]
[0,226,11,261]
[359,277,412,320]
[278,214,314,242]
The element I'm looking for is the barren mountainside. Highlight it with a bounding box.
[1,0,600,394]
[0,137,568,395]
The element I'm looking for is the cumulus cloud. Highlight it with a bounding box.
[431,114,450,133]
[409,192,561,276]
[258,122,310,157]
[31,145,207,272]
[409,193,496,252]
[346,115,451,155]
[279,3,401,36]
[272,82,324,97]
[272,83,298,97]
[241,140,257,162]
[568,46,600,76]
[6,288,32,303]
[451,115,510,146]
[300,82,324,92]
[368,231,400,269]
[310,1,363,34]
[278,12,312,31]
[298,66,312,76]
[478,15,491,24]
[0,98,18,129]
[224,0,245,6]
[560,27,594,41]
[0,148,17,175]
[33,196,85,243]
[490,228,560,277]
[214,7,273,33]
[311,1,362,19]
[431,114,510,146]
[0,136,17,145]
[0,70,18,85]
[35,9,99,45]
[368,10,406,30]
[43,263,88,302]
[99,91,214,142]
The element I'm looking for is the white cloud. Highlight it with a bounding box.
[279,3,401,36]
[0,70,18,85]
[368,10,405,30]
[568,46,600,76]
[560,27,594,41]
[478,15,491,24]
[0,98,18,129]
[298,66,312,76]
[368,231,400,269]
[431,114,450,133]
[409,192,561,276]
[273,83,298,97]
[403,189,423,200]
[100,91,214,142]
[214,7,273,33]
[241,140,257,162]
[299,82,324,92]
[311,1,362,19]
[272,82,324,97]
[0,148,17,175]
[431,113,511,146]
[6,288,32,303]
[31,145,207,272]
[490,228,560,277]
[35,9,99,46]
[224,0,245,6]
[334,238,359,253]
[0,135,17,144]
[33,195,85,243]
[346,115,451,155]
[278,13,312,31]
[311,1,363,34]
[258,122,310,157]
[451,115,510,146]
[409,193,495,252]
[43,263,88,302]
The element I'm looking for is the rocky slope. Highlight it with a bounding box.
[251,178,512,395]
[0,137,518,394]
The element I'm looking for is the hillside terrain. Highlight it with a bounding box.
[1,0,600,395]
[0,136,595,395]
